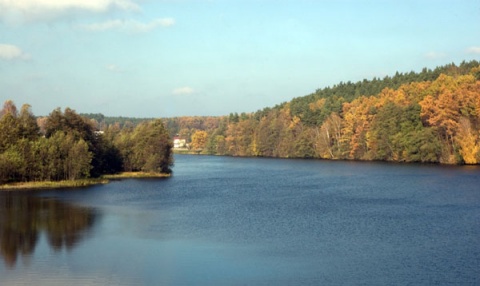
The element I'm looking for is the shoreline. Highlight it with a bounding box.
[175,153,479,166]
[0,172,171,191]
[173,149,202,155]
[102,172,171,179]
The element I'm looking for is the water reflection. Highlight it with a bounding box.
[0,194,97,268]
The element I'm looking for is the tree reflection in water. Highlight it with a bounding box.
[0,193,96,268]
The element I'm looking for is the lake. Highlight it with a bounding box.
[1,155,479,285]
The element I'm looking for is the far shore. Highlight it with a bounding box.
[173,148,203,155]
[102,172,171,179]
[0,172,171,191]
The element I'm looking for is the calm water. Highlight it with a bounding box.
[1,155,479,285]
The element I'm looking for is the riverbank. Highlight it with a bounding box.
[0,179,109,191]
[173,149,202,155]
[102,172,171,179]
[0,172,170,191]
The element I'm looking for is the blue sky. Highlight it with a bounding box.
[1,0,479,117]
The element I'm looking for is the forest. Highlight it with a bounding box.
[0,102,173,184]
[1,60,479,186]
[160,60,480,165]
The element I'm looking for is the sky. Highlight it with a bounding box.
[1,0,479,118]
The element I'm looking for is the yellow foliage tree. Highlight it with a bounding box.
[191,130,208,151]
[456,117,480,164]
[419,74,480,163]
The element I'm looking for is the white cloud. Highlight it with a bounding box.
[0,44,30,60]
[0,0,139,12]
[0,0,139,23]
[424,51,446,60]
[466,46,480,54]
[80,18,175,33]
[172,87,194,95]
[84,19,123,31]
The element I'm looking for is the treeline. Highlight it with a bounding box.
[0,102,172,184]
[288,60,480,126]
[82,61,480,164]
[83,114,224,142]
[80,113,155,130]
[174,61,480,164]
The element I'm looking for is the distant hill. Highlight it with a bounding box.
[286,60,480,126]
[167,60,480,164]
[83,60,480,165]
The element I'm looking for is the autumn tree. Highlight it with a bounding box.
[315,112,343,159]
[191,130,208,151]
[0,100,17,117]
[456,116,480,164]
[419,74,480,163]
[225,118,257,156]
[254,110,281,157]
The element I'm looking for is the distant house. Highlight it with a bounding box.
[173,135,187,149]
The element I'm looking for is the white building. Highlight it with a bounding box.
[173,136,187,149]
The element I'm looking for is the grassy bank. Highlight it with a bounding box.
[0,172,170,191]
[0,178,109,191]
